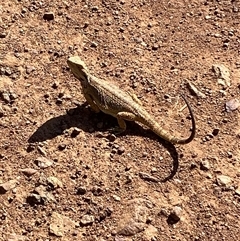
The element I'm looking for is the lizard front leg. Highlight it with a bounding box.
[84,93,100,113]
[126,91,142,105]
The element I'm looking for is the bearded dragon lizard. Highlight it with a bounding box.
[67,56,195,144]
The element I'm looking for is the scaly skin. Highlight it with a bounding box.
[67,56,196,144]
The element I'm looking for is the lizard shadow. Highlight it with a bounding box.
[28,105,99,143]
[125,122,179,182]
[28,104,178,181]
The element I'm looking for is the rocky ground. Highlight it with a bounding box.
[0,0,240,240]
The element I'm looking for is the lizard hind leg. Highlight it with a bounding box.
[117,112,138,132]
[110,118,127,134]
[110,112,137,134]
[117,112,138,122]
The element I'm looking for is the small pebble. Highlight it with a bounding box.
[227,151,233,158]
[10,92,17,100]
[168,206,182,223]
[222,118,228,123]
[43,12,54,21]
[20,168,38,177]
[1,91,11,103]
[26,193,42,205]
[58,92,64,98]
[107,134,116,142]
[0,180,18,194]
[225,99,240,112]
[0,32,7,38]
[200,160,210,171]
[206,173,213,179]
[139,172,160,182]
[190,162,198,169]
[152,44,159,50]
[56,98,62,105]
[112,194,121,201]
[90,42,98,48]
[216,175,232,186]
[52,81,59,89]
[125,175,132,184]
[76,186,87,195]
[117,146,125,155]
[71,127,81,138]
[5,67,12,76]
[91,6,99,11]
[80,215,95,225]
[47,176,63,189]
[35,157,53,169]
[212,128,219,136]
[203,135,211,142]
[58,143,66,150]
[223,42,229,48]
[26,65,36,74]
[159,209,169,217]
[206,133,214,139]
[151,167,158,173]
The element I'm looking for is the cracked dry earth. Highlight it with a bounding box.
[0,0,240,240]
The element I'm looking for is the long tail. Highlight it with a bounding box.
[140,95,196,144]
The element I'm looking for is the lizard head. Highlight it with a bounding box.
[67,56,89,83]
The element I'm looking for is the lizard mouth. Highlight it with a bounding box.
[67,56,88,80]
